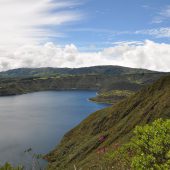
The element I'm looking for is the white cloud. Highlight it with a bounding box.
[159,5,170,17]
[0,40,170,72]
[136,27,170,38]
[0,0,82,47]
[112,41,144,46]
[67,27,170,39]
[152,5,170,24]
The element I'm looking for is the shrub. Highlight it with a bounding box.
[105,119,170,170]
[131,119,170,170]
[0,163,23,170]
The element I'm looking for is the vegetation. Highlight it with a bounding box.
[1,118,169,170]
[0,66,166,103]
[104,119,170,170]
[0,149,45,170]
[131,119,170,169]
[0,66,169,169]
[0,163,23,170]
[90,90,135,104]
[99,90,134,97]
[0,66,159,78]
[45,75,170,169]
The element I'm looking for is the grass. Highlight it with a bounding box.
[90,90,135,104]
[45,75,170,169]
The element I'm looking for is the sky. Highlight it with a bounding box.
[0,0,170,71]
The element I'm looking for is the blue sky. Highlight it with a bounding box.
[0,0,170,48]
[0,0,170,71]
[51,0,170,50]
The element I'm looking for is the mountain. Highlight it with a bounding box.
[45,74,170,170]
[89,89,135,104]
[0,72,166,98]
[0,66,167,103]
[0,65,161,78]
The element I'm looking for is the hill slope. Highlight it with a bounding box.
[45,75,170,169]
[0,65,159,78]
[0,66,166,103]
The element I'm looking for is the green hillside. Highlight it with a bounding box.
[0,68,166,104]
[90,90,135,104]
[45,74,170,170]
[0,66,167,105]
[0,66,161,78]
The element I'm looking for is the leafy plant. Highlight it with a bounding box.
[0,163,23,170]
[131,119,170,170]
[105,119,170,170]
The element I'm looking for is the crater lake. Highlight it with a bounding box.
[0,91,108,168]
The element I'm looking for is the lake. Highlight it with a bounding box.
[0,91,108,169]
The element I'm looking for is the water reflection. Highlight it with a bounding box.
[0,91,108,168]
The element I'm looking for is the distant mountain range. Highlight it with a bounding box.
[0,66,168,104]
[0,65,162,78]
[0,65,169,169]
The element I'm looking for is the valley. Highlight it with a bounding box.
[0,66,169,169]
[45,74,170,169]
[0,66,167,104]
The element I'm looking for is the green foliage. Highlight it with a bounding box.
[100,90,135,97]
[103,143,133,169]
[46,75,170,169]
[0,66,164,98]
[131,119,170,170]
[0,66,156,78]
[106,119,170,170]
[0,163,23,170]
[90,90,135,104]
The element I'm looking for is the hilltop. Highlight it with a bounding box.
[0,66,167,104]
[45,74,170,169]
[0,65,159,78]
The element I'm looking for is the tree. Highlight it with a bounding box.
[131,119,170,170]
[105,119,170,170]
[0,163,23,170]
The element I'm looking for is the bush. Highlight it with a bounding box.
[105,119,170,170]
[0,163,23,170]
[131,119,170,170]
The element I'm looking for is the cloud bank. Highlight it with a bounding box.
[0,0,82,46]
[0,40,170,72]
[136,27,170,38]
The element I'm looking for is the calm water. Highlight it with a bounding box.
[0,91,108,168]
